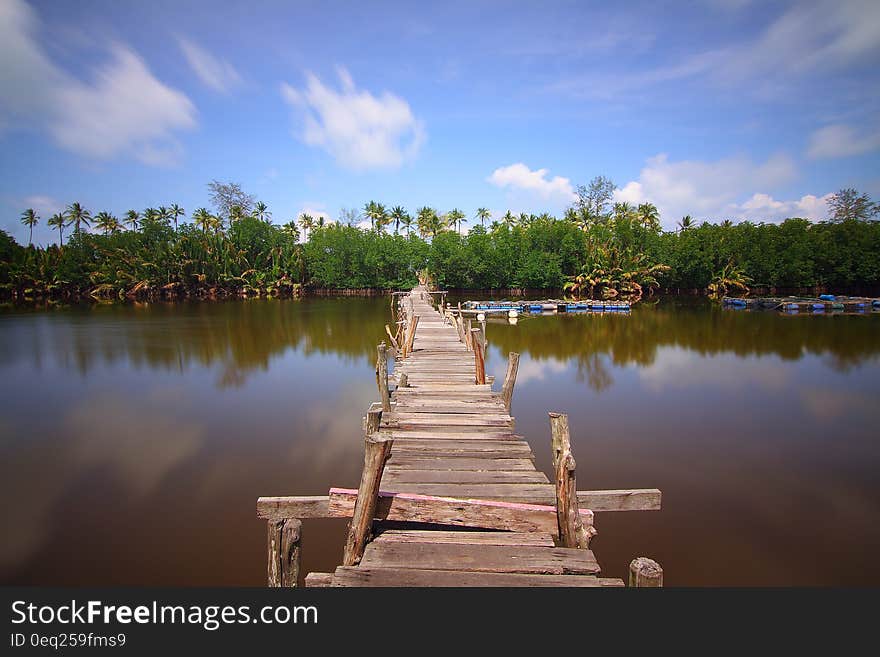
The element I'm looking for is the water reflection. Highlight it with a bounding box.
[1,296,878,585]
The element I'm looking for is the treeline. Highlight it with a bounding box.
[2,191,880,301]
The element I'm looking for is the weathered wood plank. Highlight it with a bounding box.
[385,457,537,470]
[382,469,549,484]
[360,542,601,575]
[331,567,624,587]
[327,487,593,534]
[372,530,556,547]
[257,495,329,520]
[304,572,334,587]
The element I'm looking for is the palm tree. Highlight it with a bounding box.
[253,201,271,223]
[400,213,415,236]
[476,207,491,227]
[229,205,246,223]
[282,221,300,241]
[65,202,91,235]
[94,211,120,234]
[502,211,516,228]
[193,208,213,232]
[447,208,466,233]
[678,215,695,232]
[636,203,660,232]
[390,206,409,235]
[142,207,160,228]
[48,213,65,246]
[720,219,733,229]
[298,213,315,238]
[169,204,185,229]
[364,201,389,233]
[518,212,531,226]
[158,205,173,227]
[124,210,140,231]
[20,208,38,245]
[416,206,442,238]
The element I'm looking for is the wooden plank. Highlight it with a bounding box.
[360,542,601,575]
[386,430,520,440]
[327,488,593,534]
[382,469,550,484]
[257,495,329,520]
[372,530,556,547]
[304,572,334,587]
[386,457,537,470]
[331,567,624,587]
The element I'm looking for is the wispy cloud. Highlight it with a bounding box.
[178,37,242,93]
[807,123,880,159]
[0,0,196,166]
[280,67,425,171]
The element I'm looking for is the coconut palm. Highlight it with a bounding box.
[708,259,752,297]
[390,206,409,235]
[416,206,442,238]
[636,203,660,232]
[282,221,300,241]
[124,210,140,231]
[502,211,516,228]
[142,207,160,228]
[20,208,39,245]
[65,202,91,235]
[364,201,389,233]
[159,206,173,226]
[229,205,247,223]
[298,213,315,238]
[169,204,185,229]
[447,208,466,233]
[193,208,214,232]
[253,201,271,223]
[476,207,491,227]
[678,215,694,232]
[720,219,733,229]
[48,213,65,246]
[94,211,120,234]
[400,213,415,236]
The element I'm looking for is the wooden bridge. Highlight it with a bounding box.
[257,285,662,587]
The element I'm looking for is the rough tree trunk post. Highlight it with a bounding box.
[342,432,394,566]
[376,342,391,413]
[405,315,419,357]
[398,372,408,389]
[466,318,473,351]
[472,327,486,385]
[267,518,302,587]
[549,412,588,549]
[481,317,487,352]
[629,557,664,587]
[364,406,382,435]
[384,324,400,351]
[501,352,520,411]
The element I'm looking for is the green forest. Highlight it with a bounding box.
[2,181,879,301]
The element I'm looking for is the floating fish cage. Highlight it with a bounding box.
[465,299,631,314]
[722,295,880,314]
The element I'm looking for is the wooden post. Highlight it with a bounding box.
[267,518,302,587]
[384,324,399,351]
[629,557,663,587]
[466,318,473,351]
[405,315,419,356]
[501,352,520,411]
[549,412,588,549]
[481,317,487,352]
[376,342,391,413]
[342,432,394,566]
[364,406,382,435]
[472,327,486,384]
[398,372,408,389]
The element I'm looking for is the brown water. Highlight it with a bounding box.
[1,297,878,586]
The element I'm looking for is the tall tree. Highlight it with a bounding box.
[827,188,879,222]
[502,210,517,228]
[193,207,214,232]
[282,220,301,241]
[207,180,256,223]
[168,204,185,229]
[94,211,120,234]
[447,208,466,233]
[20,208,38,245]
[65,202,91,235]
[48,213,65,246]
[124,210,140,231]
[678,215,694,232]
[253,201,271,222]
[416,206,442,238]
[476,207,491,227]
[298,213,315,238]
[574,175,616,222]
[390,206,409,235]
[400,212,414,235]
[636,202,660,232]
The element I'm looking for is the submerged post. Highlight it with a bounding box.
[549,412,588,549]
[376,342,391,413]
[629,557,664,587]
[472,327,486,384]
[342,431,393,566]
[267,518,302,587]
[501,352,520,411]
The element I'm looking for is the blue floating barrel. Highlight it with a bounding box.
[529,304,542,312]
[785,303,799,310]
[812,303,825,310]
[819,294,835,301]
[855,303,865,308]
[731,299,747,307]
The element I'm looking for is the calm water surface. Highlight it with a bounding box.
[1,297,878,586]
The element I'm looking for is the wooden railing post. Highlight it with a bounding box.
[501,352,520,411]
[466,318,473,351]
[376,342,391,413]
[549,412,588,549]
[472,327,485,384]
[364,406,382,435]
[342,431,393,566]
[629,557,663,587]
[404,315,419,357]
[267,518,302,587]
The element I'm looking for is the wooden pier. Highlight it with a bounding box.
[258,285,662,587]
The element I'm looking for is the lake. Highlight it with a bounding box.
[1,297,878,586]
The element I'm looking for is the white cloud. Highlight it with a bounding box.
[807,124,880,159]
[0,0,196,166]
[21,195,63,217]
[280,67,425,170]
[733,192,832,221]
[613,152,801,226]
[178,37,242,93]
[487,163,577,204]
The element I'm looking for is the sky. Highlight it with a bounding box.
[1,0,879,245]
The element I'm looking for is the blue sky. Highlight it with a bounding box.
[2,0,879,245]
